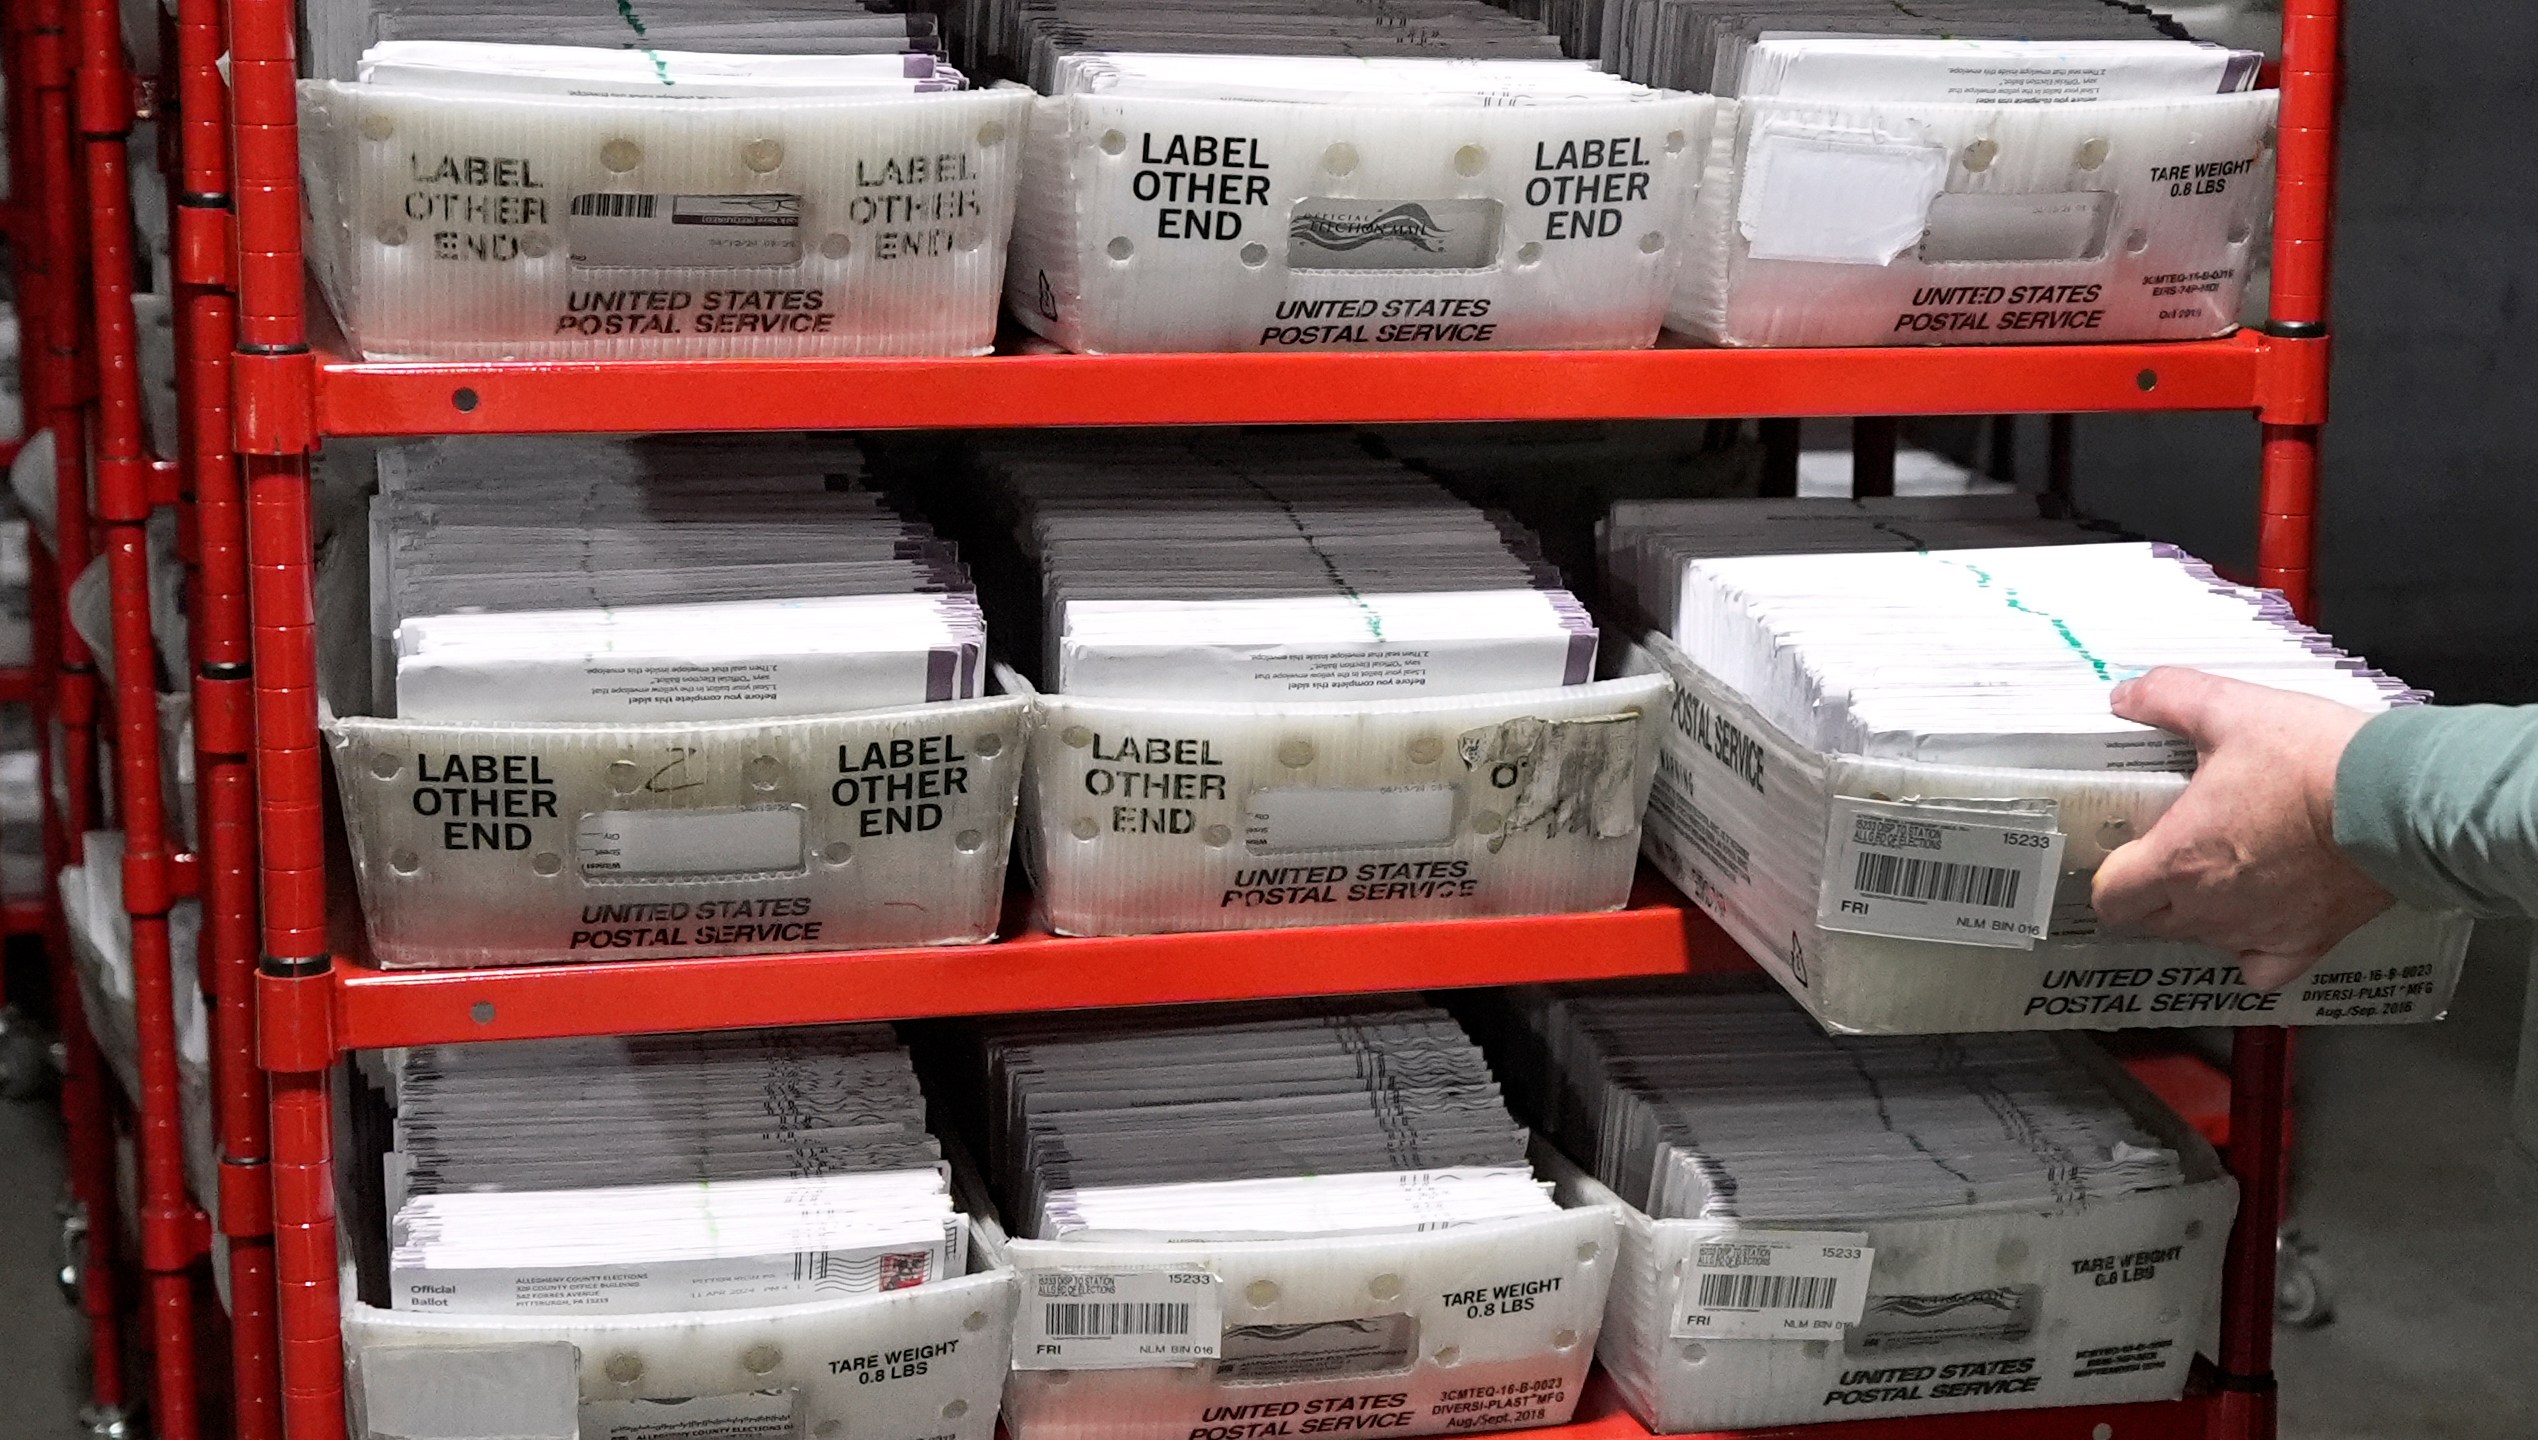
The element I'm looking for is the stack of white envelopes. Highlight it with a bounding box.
[365,436,986,723]
[1599,493,2113,634]
[384,1025,968,1314]
[975,434,1596,701]
[1603,0,2226,97]
[310,0,953,84]
[970,1000,1557,1241]
[1664,540,2414,771]
[1527,988,2187,1222]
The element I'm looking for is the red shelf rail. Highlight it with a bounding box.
[264,875,1737,1059]
[208,2,2352,1439]
[292,333,2288,439]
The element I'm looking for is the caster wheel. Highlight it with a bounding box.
[57,1205,87,1309]
[77,1403,135,1440]
[2276,1229,2335,1328]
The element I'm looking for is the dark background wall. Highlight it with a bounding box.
[2072,3,2538,702]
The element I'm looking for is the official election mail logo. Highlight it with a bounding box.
[1292,203,1453,254]
[1288,198,1502,271]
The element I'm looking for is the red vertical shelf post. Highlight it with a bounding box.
[21,0,131,1426]
[76,0,207,1433]
[176,0,284,1428]
[2221,3,2344,1440]
[223,0,341,1433]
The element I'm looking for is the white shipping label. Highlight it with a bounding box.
[1015,1266,1223,1370]
[581,1390,800,1440]
[1737,127,1949,265]
[567,192,805,269]
[577,806,807,879]
[1246,785,1458,854]
[1672,1228,1875,1340]
[1817,796,2064,950]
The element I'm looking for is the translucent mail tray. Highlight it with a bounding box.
[1010,93,1716,353]
[327,695,1032,968]
[1553,1044,2236,1433]
[301,82,1031,359]
[346,1233,1019,1440]
[985,1184,1620,1440]
[61,844,216,1215]
[1008,670,1667,936]
[1672,90,2277,346]
[1628,636,2470,1032]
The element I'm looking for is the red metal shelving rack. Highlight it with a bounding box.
[183,0,2346,1436]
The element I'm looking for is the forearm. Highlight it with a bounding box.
[2334,704,2538,917]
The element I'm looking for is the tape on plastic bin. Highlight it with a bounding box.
[1011,670,1667,936]
[328,694,1033,968]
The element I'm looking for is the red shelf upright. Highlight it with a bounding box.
[174,0,287,1422]
[210,4,2352,1440]
[10,0,132,1428]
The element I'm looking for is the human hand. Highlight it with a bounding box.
[2091,667,2394,991]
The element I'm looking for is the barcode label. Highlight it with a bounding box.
[1042,1301,1191,1337]
[1852,851,2024,910]
[1696,1272,1839,1312]
[569,192,658,218]
[1674,1228,1874,1341]
[1818,797,2063,951]
[565,191,803,269]
[1015,1264,1222,1370]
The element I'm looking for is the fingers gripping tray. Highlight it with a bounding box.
[1550,1053,2237,1433]
[300,82,1031,360]
[1011,670,1667,936]
[327,696,1032,968]
[1627,637,2469,1032]
[1671,91,2276,347]
[989,1202,1621,1440]
[1009,94,1716,353]
[345,1238,1019,1440]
